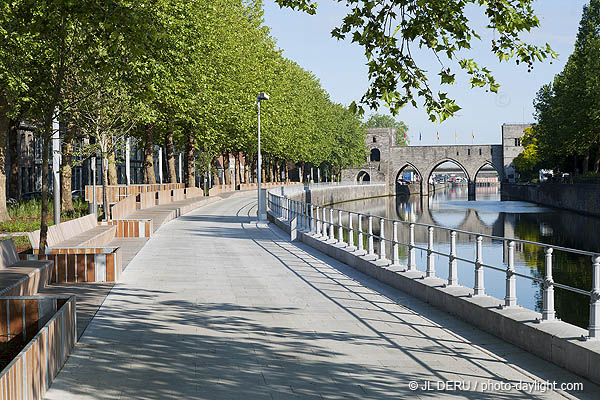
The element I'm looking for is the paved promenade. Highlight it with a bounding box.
[45,194,599,399]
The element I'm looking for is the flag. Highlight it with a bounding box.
[419,132,422,142]
[472,130,475,139]
[437,132,440,141]
[455,131,458,142]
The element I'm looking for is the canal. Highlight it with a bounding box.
[335,184,600,329]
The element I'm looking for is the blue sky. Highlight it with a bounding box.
[263,0,588,145]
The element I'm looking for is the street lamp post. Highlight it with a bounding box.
[256,92,269,220]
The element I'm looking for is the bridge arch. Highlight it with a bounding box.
[394,162,423,195]
[356,170,371,182]
[425,158,471,184]
[473,161,503,182]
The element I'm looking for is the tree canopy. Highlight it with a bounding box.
[276,0,557,122]
[0,0,368,246]
[523,0,600,177]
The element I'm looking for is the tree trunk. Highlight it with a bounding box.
[143,124,156,184]
[108,140,118,185]
[285,161,289,183]
[165,131,177,183]
[574,153,578,175]
[594,144,600,174]
[243,153,250,184]
[39,132,50,253]
[236,153,242,186]
[102,156,110,220]
[0,100,11,222]
[184,129,195,187]
[60,126,74,213]
[8,119,19,200]
[212,158,220,186]
[223,154,231,185]
[583,151,590,174]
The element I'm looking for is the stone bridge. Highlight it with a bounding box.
[342,124,529,200]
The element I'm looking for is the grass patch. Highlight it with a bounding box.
[1,198,90,233]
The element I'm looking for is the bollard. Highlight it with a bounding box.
[285,197,289,221]
[391,221,399,265]
[329,208,335,239]
[358,214,364,252]
[542,247,555,321]
[379,218,386,260]
[348,212,355,248]
[303,202,307,230]
[278,196,282,218]
[290,217,297,241]
[304,203,309,230]
[473,236,484,296]
[315,206,321,236]
[338,210,344,244]
[505,241,517,307]
[367,215,374,255]
[589,256,600,339]
[426,226,435,278]
[322,207,328,239]
[448,231,458,286]
[408,223,416,271]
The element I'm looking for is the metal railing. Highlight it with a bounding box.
[267,192,600,340]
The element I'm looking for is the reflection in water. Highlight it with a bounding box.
[336,184,600,329]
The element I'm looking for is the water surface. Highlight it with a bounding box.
[336,185,600,329]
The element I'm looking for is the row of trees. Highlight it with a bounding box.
[515,0,600,178]
[0,0,367,252]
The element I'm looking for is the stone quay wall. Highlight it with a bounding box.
[502,183,600,217]
[268,183,388,206]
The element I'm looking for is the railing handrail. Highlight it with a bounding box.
[266,190,600,340]
[315,203,600,257]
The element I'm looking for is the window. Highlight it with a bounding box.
[373,137,377,143]
[468,149,471,156]
[479,148,482,156]
[514,138,522,146]
[370,148,381,162]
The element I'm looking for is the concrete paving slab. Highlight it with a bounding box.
[45,193,599,400]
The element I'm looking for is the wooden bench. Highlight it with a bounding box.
[0,239,53,296]
[27,214,116,253]
[25,215,122,283]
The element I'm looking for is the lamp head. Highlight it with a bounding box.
[257,92,269,101]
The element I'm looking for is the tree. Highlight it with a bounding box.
[531,1,600,174]
[276,0,556,122]
[68,77,138,220]
[363,113,409,146]
[0,0,39,222]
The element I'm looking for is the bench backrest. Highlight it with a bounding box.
[0,239,19,269]
[27,214,97,249]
